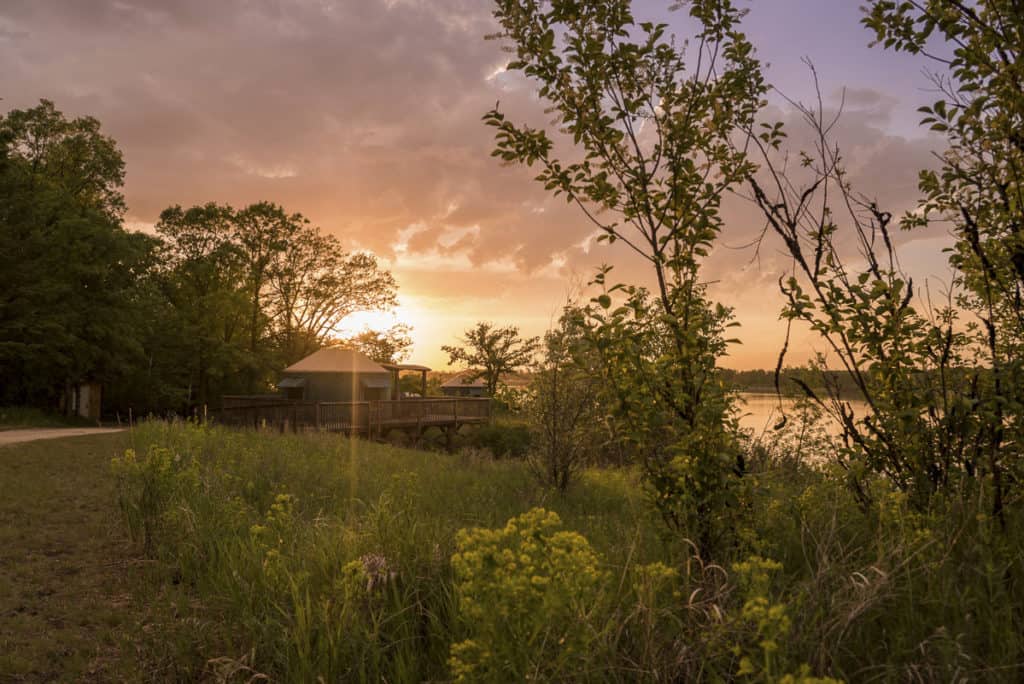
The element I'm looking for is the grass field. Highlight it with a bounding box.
[107,421,687,681]
[2,422,1022,681]
[0,431,144,682]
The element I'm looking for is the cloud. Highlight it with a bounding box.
[0,1,949,367]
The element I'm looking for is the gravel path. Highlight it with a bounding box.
[0,428,124,448]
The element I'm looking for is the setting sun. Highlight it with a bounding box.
[334,308,403,338]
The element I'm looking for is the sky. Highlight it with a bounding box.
[0,0,953,369]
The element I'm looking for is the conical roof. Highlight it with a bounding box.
[283,348,388,374]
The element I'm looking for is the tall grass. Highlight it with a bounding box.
[114,421,1023,681]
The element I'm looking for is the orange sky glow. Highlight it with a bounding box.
[0,0,954,370]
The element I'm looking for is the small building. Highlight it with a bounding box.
[277,348,392,402]
[63,381,102,420]
[440,371,489,397]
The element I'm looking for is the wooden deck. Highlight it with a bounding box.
[218,397,491,436]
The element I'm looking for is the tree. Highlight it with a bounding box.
[269,239,398,365]
[744,79,976,510]
[339,324,413,365]
[0,100,156,410]
[485,0,766,555]
[1,99,126,219]
[860,0,1024,521]
[153,203,249,409]
[442,323,538,396]
[232,202,301,381]
[525,311,603,492]
[740,3,1024,519]
[152,201,401,401]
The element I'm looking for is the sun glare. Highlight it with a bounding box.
[334,296,428,338]
[335,309,401,337]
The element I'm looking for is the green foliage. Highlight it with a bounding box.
[0,99,402,416]
[746,2,1024,520]
[111,444,200,556]
[150,201,399,410]
[449,508,606,682]
[860,0,1024,522]
[1,99,126,219]
[729,556,842,683]
[442,322,540,396]
[486,0,767,558]
[747,142,978,508]
[582,281,746,556]
[107,421,1024,680]
[0,100,159,410]
[524,313,605,490]
[149,203,251,409]
[459,418,533,459]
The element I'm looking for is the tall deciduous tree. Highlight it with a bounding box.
[154,201,401,401]
[232,202,300,378]
[269,237,397,365]
[486,0,766,555]
[1,99,126,219]
[0,100,156,409]
[442,322,538,396]
[154,203,249,408]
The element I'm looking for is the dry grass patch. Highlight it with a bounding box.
[0,432,153,682]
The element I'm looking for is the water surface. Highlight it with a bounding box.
[736,392,867,436]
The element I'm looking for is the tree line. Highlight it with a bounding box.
[0,100,403,415]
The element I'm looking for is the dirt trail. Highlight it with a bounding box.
[0,432,145,682]
[0,428,124,448]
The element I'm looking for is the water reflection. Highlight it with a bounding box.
[736,392,867,436]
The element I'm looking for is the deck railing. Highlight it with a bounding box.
[217,397,491,434]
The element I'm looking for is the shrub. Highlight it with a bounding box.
[460,420,532,459]
[449,508,607,682]
[730,555,842,683]
[524,317,605,492]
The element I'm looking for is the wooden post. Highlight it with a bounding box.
[315,402,321,431]
[421,370,427,398]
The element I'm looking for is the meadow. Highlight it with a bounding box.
[105,420,1023,682]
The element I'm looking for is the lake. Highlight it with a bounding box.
[736,392,867,436]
